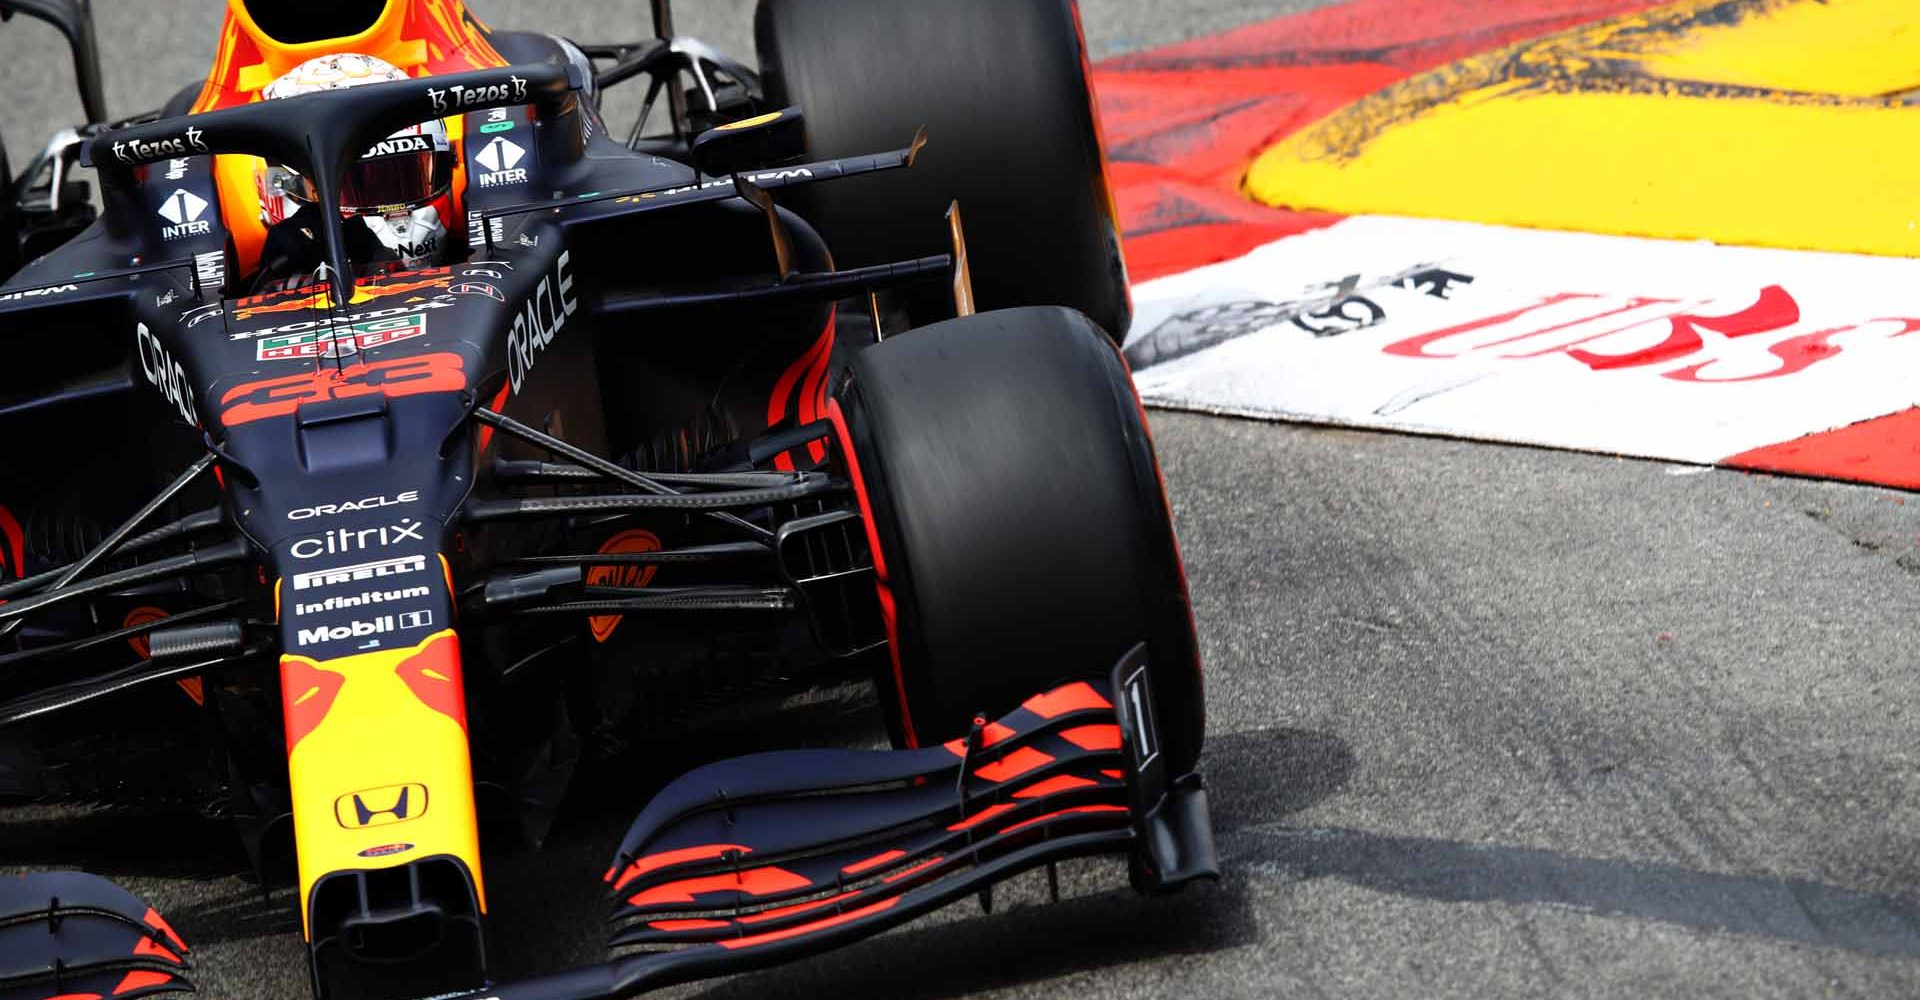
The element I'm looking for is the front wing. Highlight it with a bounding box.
[1,646,1214,1000]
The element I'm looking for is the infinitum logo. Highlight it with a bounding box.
[295,586,430,617]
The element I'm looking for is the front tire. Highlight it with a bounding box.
[833,307,1201,773]
[755,0,1132,340]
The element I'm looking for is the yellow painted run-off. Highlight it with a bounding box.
[1245,0,1920,256]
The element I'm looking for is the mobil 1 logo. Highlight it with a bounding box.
[295,608,436,650]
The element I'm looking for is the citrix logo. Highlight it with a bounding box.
[289,518,426,560]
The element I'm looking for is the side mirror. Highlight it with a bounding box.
[690,106,807,178]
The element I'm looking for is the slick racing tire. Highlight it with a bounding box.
[754,0,1132,341]
[833,307,1202,774]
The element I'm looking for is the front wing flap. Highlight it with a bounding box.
[0,871,193,1000]
[476,644,1216,1000]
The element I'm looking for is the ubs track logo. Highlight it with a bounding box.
[335,783,429,829]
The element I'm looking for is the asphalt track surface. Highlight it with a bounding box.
[5,3,1920,999]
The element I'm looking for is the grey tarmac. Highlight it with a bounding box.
[3,3,1918,1000]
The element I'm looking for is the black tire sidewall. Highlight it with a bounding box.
[838,307,1201,772]
[755,0,1131,339]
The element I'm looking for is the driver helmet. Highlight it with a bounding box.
[256,53,456,269]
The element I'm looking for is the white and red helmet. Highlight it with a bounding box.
[257,53,456,268]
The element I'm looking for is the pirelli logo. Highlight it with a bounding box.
[335,783,429,829]
[292,554,428,592]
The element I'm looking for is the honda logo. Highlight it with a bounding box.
[334,782,429,829]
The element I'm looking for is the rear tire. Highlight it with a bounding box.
[755,0,1131,340]
[834,307,1202,773]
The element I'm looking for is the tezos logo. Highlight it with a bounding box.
[428,75,527,114]
[289,518,426,560]
[112,126,207,164]
[288,491,421,521]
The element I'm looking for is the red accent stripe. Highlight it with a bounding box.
[143,907,188,953]
[767,326,827,434]
[1014,774,1100,799]
[648,918,732,932]
[1112,332,1206,702]
[1723,408,1920,491]
[280,659,347,752]
[1022,681,1112,719]
[825,397,915,746]
[475,383,512,454]
[131,936,181,964]
[611,843,752,890]
[947,802,1017,832]
[0,505,22,581]
[841,849,908,876]
[393,632,468,733]
[627,866,812,909]
[1061,724,1123,752]
[718,898,900,950]
[942,721,1017,758]
[798,320,835,464]
[111,970,173,996]
[1004,804,1129,836]
[972,746,1056,783]
[881,856,945,883]
[768,315,836,472]
[740,888,863,924]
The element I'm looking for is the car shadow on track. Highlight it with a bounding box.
[1203,726,1920,960]
[1223,824,1920,959]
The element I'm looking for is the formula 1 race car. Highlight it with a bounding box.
[0,2,1212,998]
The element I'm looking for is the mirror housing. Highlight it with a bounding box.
[691,106,806,178]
